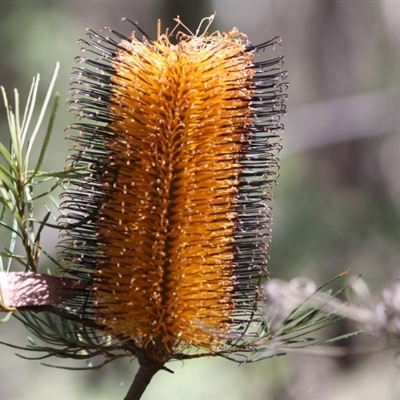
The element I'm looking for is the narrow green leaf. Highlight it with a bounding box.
[33,167,88,179]
[0,165,18,196]
[0,220,22,237]
[34,211,50,244]
[14,88,21,145]
[0,312,13,323]
[32,177,61,200]
[0,181,17,213]
[1,222,26,266]
[30,92,60,180]
[25,63,60,171]
[8,90,22,171]
[0,141,18,176]
[1,87,12,133]
[20,75,39,149]
[41,248,64,269]
[0,251,27,262]
[315,330,362,346]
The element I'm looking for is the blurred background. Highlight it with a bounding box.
[1,1,400,399]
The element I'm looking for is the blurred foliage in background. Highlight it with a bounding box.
[1,1,400,399]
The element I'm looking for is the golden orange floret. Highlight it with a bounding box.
[92,27,255,351]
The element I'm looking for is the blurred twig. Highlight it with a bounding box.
[285,87,400,156]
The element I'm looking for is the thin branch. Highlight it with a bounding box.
[284,86,400,156]
[122,341,173,400]
[124,361,165,400]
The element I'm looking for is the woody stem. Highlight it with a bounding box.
[124,359,165,400]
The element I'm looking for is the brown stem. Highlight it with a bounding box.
[123,341,173,400]
[124,359,165,400]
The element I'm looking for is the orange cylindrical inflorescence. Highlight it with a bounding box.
[61,17,286,355]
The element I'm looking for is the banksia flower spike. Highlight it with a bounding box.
[65,15,287,398]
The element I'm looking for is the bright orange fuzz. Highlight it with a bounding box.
[61,16,286,358]
[96,28,254,350]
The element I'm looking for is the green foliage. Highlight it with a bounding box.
[0,63,62,273]
[214,272,361,364]
[1,312,127,370]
